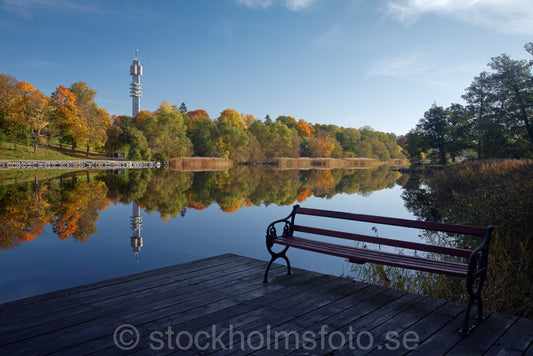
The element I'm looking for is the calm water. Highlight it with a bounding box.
[0,166,417,303]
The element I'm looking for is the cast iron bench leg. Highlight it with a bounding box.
[264,246,291,283]
[461,272,486,335]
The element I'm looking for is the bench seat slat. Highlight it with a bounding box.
[288,236,467,273]
[273,236,468,278]
[293,225,472,258]
[294,206,487,236]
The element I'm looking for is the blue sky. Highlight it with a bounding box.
[1,0,532,135]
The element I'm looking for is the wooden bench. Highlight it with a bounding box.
[264,205,495,335]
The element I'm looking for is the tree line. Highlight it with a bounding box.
[108,105,404,162]
[0,74,405,162]
[403,42,533,163]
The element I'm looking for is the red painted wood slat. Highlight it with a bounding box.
[294,206,487,236]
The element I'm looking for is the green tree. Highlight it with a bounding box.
[418,104,450,164]
[250,120,298,158]
[446,103,473,161]
[119,125,151,160]
[462,72,495,158]
[276,115,297,129]
[488,51,533,156]
[336,127,361,155]
[104,123,123,155]
[403,129,429,163]
[188,114,216,156]
[215,118,250,162]
[138,101,193,161]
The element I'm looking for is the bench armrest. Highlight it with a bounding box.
[266,218,292,238]
[266,205,299,243]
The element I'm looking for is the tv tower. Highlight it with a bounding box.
[129,49,144,261]
[129,49,143,117]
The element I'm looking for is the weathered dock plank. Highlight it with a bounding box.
[0,253,531,355]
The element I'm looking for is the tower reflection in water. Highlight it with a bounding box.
[130,201,143,262]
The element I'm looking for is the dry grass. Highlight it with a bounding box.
[168,157,233,171]
[429,159,533,318]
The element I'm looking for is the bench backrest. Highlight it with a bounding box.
[290,205,489,258]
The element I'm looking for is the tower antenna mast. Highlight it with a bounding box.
[129,50,143,117]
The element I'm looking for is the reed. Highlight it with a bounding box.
[168,157,233,171]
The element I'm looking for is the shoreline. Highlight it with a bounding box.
[0,159,161,170]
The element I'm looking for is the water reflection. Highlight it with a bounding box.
[0,165,401,250]
[130,202,143,262]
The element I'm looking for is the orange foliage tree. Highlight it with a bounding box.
[50,85,80,149]
[0,182,52,250]
[13,81,50,152]
[52,179,109,241]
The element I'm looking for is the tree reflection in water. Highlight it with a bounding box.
[0,165,400,249]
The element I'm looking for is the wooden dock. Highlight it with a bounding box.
[0,253,531,355]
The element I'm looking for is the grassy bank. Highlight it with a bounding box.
[0,142,109,160]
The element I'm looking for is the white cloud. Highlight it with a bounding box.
[386,0,533,35]
[314,25,346,48]
[1,0,101,18]
[235,0,274,9]
[366,53,429,78]
[285,0,316,12]
[235,0,316,12]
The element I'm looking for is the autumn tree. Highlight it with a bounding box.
[309,133,336,157]
[217,108,248,131]
[187,109,210,125]
[70,82,109,156]
[0,74,18,129]
[0,181,52,249]
[213,109,254,162]
[49,85,80,149]
[295,119,315,139]
[0,74,21,145]
[51,179,109,241]
[243,114,255,127]
[12,82,50,152]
